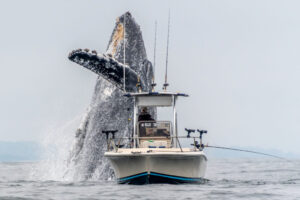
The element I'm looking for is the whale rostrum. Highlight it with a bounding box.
[67,12,155,180]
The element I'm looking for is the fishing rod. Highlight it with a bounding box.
[185,129,286,160]
[204,145,286,160]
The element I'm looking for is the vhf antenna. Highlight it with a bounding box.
[151,21,157,92]
[123,13,126,92]
[163,10,171,91]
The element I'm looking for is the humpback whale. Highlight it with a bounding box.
[67,12,155,180]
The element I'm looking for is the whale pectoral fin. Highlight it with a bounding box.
[68,49,138,92]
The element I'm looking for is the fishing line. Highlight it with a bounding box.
[205,145,287,160]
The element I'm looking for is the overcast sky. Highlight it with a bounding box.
[1,0,300,154]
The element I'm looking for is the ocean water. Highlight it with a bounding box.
[0,159,299,200]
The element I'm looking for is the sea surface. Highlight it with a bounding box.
[0,158,299,200]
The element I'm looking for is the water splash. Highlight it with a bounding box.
[30,115,82,181]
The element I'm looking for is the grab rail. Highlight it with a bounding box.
[104,135,204,152]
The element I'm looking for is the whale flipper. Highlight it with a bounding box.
[68,49,138,92]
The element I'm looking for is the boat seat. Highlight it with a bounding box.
[148,145,166,148]
[140,140,170,148]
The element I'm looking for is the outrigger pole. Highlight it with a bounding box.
[163,10,170,91]
[123,13,126,92]
[151,20,157,92]
[153,20,157,79]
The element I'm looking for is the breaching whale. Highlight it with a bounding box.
[67,12,155,180]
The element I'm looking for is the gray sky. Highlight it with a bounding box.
[1,0,300,154]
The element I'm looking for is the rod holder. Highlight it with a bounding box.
[185,128,195,138]
[163,83,169,91]
[197,129,207,147]
[102,130,118,150]
[151,82,157,92]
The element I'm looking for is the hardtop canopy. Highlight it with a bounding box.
[125,92,188,107]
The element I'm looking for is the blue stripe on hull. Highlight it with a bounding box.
[119,172,148,181]
[118,172,204,184]
[150,172,200,182]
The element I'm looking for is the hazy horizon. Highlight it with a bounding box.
[0,140,298,162]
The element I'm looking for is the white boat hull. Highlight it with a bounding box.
[105,148,207,184]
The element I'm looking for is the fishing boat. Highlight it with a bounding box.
[102,12,283,183]
[69,12,284,184]
[104,91,207,184]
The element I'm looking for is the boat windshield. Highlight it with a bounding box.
[138,121,171,137]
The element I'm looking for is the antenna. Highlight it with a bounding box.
[151,21,157,92]
[123,13,126,92]
[163,10,170,91]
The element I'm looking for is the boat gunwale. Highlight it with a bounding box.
[104,149,207,159]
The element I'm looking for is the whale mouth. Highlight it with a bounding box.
[68,48,138,92]
[106,12,132,57]
[107,22,125,57]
